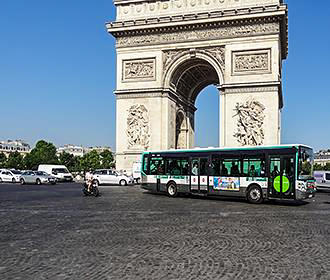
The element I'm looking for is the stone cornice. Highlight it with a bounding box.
[107,5,288,58]
[107,4,286,33]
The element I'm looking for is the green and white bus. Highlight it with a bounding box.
[141,145,316,203]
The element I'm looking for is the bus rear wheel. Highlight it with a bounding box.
[167,182,178,197]
[247,185,263,204]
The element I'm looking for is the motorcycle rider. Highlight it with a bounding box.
[85,169,94,193]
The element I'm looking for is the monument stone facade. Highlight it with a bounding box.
[107,0,288,171]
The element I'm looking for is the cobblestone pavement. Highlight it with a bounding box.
[0,183,329,280]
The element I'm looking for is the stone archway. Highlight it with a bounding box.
[164,52,223,149]
[107,0,288,171]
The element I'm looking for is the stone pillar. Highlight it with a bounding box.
[218,86,226,147]
[220,85,281,147]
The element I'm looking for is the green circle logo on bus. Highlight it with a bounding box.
[274,176,290,193]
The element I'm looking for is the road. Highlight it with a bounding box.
[0,182,329,280]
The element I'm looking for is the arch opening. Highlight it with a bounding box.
[169,57,222,150]
[170,58,220,104]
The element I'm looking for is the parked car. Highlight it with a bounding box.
[314,171,330,190]
[20,171,56,185]
[38,165,73,182]
[0,169,22,183]
[92,169,133,186]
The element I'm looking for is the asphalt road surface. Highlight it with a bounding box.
[0,182,329,280]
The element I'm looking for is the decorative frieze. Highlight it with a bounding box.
[123,58,156,82]
[127,104,151,149]
[224,86,278,94]
[232,49,271,75]
[233,98,266,146]
[117,22,279,47]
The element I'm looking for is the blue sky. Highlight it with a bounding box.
[0,0,329,151]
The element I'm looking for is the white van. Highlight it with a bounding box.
[132,161,141,184]
[314,171,330,190]
[38,165,73,182]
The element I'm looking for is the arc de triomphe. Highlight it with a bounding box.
[107,0,288,171]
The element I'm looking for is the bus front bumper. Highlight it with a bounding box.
[296,189,315,201]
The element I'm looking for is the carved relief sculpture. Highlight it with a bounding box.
[123,59,155,81]
[207,47,225,70]
[127,105,151,149]
[233,98,266,146]
[233,50,271,74]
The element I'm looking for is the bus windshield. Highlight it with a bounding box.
[299,147,314,180]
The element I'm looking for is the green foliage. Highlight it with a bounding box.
[80,150,102,172]
[0,140,115,172]
[24,140,58,170]
[59,152,81,172]
[302,161,312,174]
[325,163,330,171]
[313,163,330,171]
[100,150,115,169]
[6,152,24,170]
[0,153,7,168]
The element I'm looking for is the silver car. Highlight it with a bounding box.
[92,169,134,186]
[20,171,57,185]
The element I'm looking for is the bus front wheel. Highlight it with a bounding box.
[247,185,263,204]
[167,182,178,197]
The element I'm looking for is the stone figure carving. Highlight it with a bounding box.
[124,59,155,80]
[163,50,183,73]
[117,22,279,47]
[207,47,225,70]
[233,98,266,146]
[234,53,269,72]
[127,105,151,149]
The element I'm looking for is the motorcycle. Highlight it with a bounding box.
[82,181,100,197]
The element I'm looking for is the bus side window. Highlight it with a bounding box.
[166,158,189,175]
[180,159,189,175]
[150,157,164,175]
[243,158,266,177]
[222,158,241,176]
[200,158,208,176]
[191,159,199,176]
[142,156,149,174]
[326,173,330,181]
[210,156,221,176]
[270,158,281,178]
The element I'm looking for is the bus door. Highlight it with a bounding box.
[190,157,208,193]
[268,155,295,199]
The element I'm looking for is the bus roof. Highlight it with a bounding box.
[142,144,313,155]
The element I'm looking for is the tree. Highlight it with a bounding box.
[314,163,324,171]
[80,150,101,172]
[325,163,330,171]
[24,140,58,170]
[59,152,81,172]
[0,153,7,168]
[100,150,115,169]
[6,152,24,170]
